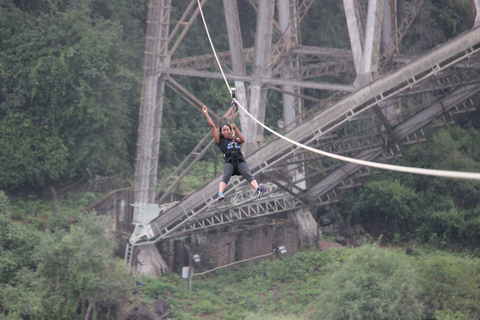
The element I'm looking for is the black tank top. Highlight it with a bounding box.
[218,136,245,163]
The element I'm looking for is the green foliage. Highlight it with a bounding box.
[243,313,307,320]
[7,193,93,232]
[302,0,349,48]
[0,0,145,189]
[9,196,52,221]
[434,309,471,320]
[0,267,44,319]
[192,300,216,314]
[310,245,424,320]
[1,1,478,319]
[159,78,232,167]
[141,277,178,299]
[434,0,473,38]
[0,191,10,216]
[338,118,480,247]
[414,253,480,319]
[345,179,422,238]
[0,195,44,287]
[132,245,480,319]
[1,211,133,319]
[463,206,480,243]
[0,215,41,285]
[158,160,220,195]
[401,0,473,54]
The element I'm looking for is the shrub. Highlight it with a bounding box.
[311,244,424,320]
[415,253,480,319]
[0,191,11,216]
[192,300,216,314]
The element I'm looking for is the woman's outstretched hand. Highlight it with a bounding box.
[202,106,208,113]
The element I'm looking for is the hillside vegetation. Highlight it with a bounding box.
[1,0,480,319]
[2,199,479,320]
[143,243,479,320]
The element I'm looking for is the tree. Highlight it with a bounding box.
[0,192,41,286]
[0,0,145,189]
[32,212,133,319]
[346,179,423,239]
[1,210,133,319]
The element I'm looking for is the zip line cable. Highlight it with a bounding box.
[193,252,275,276]
[196,1,480,181]
[233,98,480,180]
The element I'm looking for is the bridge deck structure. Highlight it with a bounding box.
[139,26,480,244]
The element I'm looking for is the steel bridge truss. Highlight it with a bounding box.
[142,44,480,242]
[163,183,305,238]
[179,86,480,236]
[129,0,480,246]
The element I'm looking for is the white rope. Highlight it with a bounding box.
[233,98,480,180]
[193,252,274,276]
[196,1,480,181]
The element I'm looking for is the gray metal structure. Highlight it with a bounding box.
[130,0,480,248]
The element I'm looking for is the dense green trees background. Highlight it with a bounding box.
[1,0,480,319]
[0,0,147,189]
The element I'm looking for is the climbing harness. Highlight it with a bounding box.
[226,87,237,138]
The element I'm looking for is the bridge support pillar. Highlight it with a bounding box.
[475,0,480,27]
[288,208,318,247]
[133,244,168,278]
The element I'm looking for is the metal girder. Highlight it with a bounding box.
[268,170,306,196]
[344,0,365,77]
[297,0,315,22]
[158,66,356,92]
[169,50,240,71]
[370,66,480,103]
[134,0,171,207]
[271,0,299,69]
[172,189,305,236]
[294,60,354,80]
[167,59,355,84]
[167,0,206,56]
[224,0,249,132]
[315,134,385,156]
[168,46,353,71]
[360,0,384,84]
[155,133,216,204]
[310,91,480,208]
[286,69,480,167]
[247,0,276,155]
[277,0,303,137]
[147,182,306,240]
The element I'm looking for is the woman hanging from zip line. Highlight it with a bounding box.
[203,105,266,202]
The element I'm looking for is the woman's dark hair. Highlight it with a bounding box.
[218,124,231,136]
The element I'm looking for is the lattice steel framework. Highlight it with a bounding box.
[130,0,480,245]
